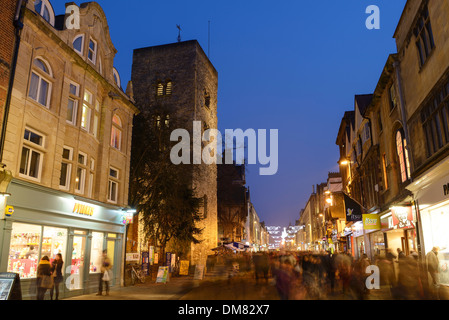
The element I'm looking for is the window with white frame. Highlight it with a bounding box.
[59,146,73,189]
[67,82,80,125]
[113,68,121,88]
[28,58,52,108]
[73,34,84,56]
[19,128,45,180]
[81,90,92,131]
[88,38,97,64]
[75,152,87,194]
[111,114,122,150]
[34,0,55,26]
[108,167,119,203]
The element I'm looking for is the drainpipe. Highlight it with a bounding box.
[393,60,414,179]
[0,0,26,166]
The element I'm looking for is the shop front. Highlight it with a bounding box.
[408,165,449,287]
[379,206,418,257]
[0,180,126,299]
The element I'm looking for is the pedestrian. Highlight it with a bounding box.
[50,253,64,300]
[426,246,440,299]
[97,250,112,296]
[37,256,53,300]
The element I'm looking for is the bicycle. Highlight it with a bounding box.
[130,264,146,285]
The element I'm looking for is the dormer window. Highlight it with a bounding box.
[113,68,121,88]
[88,38,97,64]
[34,0,55,26]
[73,34,84,56]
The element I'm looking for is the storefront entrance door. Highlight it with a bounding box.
[68,231,86,292]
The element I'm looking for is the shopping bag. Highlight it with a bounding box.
[102,270,110,281]
[41,275,54,289]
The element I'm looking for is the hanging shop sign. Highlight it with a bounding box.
[362,214,381,230]
[391,206,414,229]
[344,193,363,222]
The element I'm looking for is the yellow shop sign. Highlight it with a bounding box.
[73,202,95,216]
[363,214,381,230]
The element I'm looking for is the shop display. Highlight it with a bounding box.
[7,224,41,279]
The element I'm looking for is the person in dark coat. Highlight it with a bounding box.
[37,256,52,300]
[50,253,64,300]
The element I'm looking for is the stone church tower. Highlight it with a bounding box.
[131,40,218,266]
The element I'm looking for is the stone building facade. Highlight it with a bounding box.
[0,1,138,299]
[131,40,218,266]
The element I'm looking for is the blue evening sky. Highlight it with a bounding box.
[57,0,407,227]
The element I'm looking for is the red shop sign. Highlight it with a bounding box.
[391,206,414,229]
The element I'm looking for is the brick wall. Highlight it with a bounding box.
[0,0,17,129]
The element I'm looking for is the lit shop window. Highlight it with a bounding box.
[19,129,44,181]
[89,232,104,273]
[28,58,52,108]
[8,223,41,279]
[70,231,86,291]
[7,223,67,279]
[41,227,68,264]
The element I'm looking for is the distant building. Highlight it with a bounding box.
[217,162,247,243]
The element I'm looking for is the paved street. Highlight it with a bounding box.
[64,271,395,301]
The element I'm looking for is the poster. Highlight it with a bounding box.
[194,265,204,280]
[166,252,171,271]
[141,252,149,276]
[171,253,176,272]
[154,253,159,264]
[156,266,169,283]
[179,260,190,276]
[149,246,154,265]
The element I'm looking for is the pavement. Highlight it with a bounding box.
[64,271,396,301]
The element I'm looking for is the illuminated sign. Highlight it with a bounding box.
[362,214,381,230]
[73,202,95,216]
[5,206,14,217]
[391,206,414,229]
